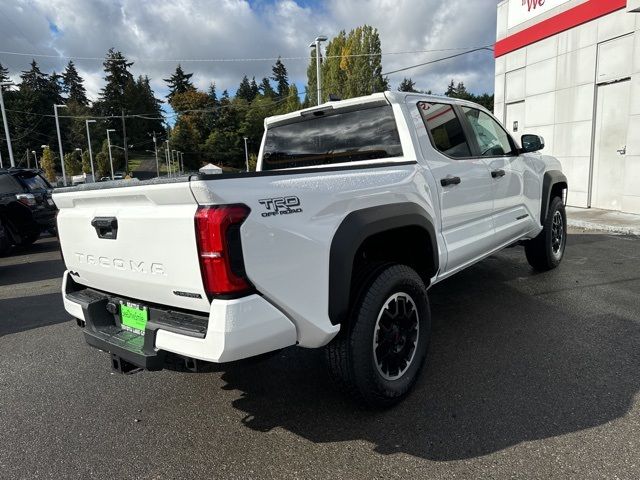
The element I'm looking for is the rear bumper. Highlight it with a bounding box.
[61,271,297,369]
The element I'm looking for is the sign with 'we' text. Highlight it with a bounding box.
[507,0,574,29]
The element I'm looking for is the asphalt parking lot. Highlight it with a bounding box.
[1,232,639,479]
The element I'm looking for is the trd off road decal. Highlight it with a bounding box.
[258,196,303,217]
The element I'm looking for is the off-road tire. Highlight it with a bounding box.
[325,264,431,408]
[525,196,567,271]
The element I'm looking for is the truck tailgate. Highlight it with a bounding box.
[54,180,210,312]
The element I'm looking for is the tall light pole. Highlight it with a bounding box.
[32,150,38,169]
[152,132,159,177]
[309,36,327,105]
[179,152,184,174]
[54,104,68,185]
[106,129,116,180]
[0,82,15,167]
[165,140,171,177]
[172,150,177,175]
[243,137,249,172]
[85,119,96,181]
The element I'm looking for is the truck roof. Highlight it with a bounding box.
[264,91,491,127]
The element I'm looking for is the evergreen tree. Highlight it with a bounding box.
[259,77,276,99]
[164,64,195,103]
[236,75,256,102]
[20,60,49,91]
[398,77,417,92]
[250,77,260,100]
[0,63,9,83]
[62,60,88,105]
[207,82,218,104]
[98,48,134,136]
[271,58,289,100]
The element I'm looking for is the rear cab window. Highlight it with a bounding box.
[15,172,51,192]
[418,102,472,159]
[262,105,403,170]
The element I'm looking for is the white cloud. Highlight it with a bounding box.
[0,0,498,103]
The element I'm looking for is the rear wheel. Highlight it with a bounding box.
[525,196,566,271]
[325,264,431,408]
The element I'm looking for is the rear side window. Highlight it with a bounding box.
[17,173,51,191]
[0,174,21,194]
[262,105,403,170]
[418,102,471,159]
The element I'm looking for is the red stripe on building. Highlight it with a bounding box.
[495,0,628,58]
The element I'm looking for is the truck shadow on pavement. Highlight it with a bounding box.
[218,234,640,461]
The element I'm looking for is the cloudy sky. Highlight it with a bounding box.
[0,0,499,105]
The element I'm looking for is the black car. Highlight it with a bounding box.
[0,168,57,255]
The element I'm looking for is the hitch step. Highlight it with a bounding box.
[111,354,142,374]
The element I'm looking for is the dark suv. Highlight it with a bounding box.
[0,169,57,255]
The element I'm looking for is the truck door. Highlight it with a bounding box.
[460,106,537,245]
[411,100,495,274]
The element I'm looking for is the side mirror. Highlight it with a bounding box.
[521,134,545,153]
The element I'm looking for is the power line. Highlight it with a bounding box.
[0,45,494,64]
[381,47,494,76]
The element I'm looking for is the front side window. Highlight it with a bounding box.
[418,102,471,158]
[462,107,514,157]
[262,105,403,170]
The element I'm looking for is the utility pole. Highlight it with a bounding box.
[106,129,116,180]
[121,108,129,173]
[165,140,171,177]
[85,119,96,181]
[54,104,68,186]
[243,137,249,172]
[152,132,159,177]
[0,82,15,167]
[309,36,327,105]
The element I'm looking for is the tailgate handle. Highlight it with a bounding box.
[91,217,118,240]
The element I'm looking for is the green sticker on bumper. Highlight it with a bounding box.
[120,304,148,333]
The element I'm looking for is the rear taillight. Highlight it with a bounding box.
[195,204,252,297]
[16,193,36,206]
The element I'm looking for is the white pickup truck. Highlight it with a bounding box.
[54,92,567,407]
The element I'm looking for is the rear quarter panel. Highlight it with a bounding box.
[190,163,437,348]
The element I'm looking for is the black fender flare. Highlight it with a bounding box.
[328,202,438,326]
[540,170,568,223]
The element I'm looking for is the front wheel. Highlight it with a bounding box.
[325,264,431,408]
[525,196,567,271]
[0,221,11,256]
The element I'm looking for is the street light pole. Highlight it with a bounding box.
[85,119,96,181]
[165,140,171,177]
[54,104,68,185]
[32,150,38,169]
[106,129,116,180]
[0,82,16,167]
[172,150,177,175]
[309,36,327,105]
[180,152,184,174]
[243,137,249,172]
[152,132,159,177]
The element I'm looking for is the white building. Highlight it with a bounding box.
[495,0,640,214]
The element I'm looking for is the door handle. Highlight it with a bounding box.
[440,176,461,187]
[617,146,626,155]
[491,169,506,179]
[91,217,118,240]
